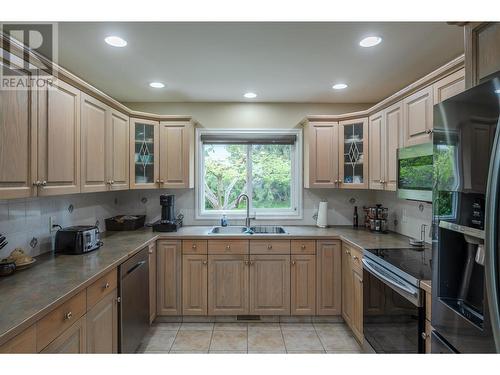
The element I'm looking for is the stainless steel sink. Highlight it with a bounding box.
[249,225,287,234]
[209,226,249,234]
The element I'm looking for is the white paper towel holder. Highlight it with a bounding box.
[316,201,328,228]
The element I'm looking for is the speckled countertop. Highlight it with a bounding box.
[0,225,427,345]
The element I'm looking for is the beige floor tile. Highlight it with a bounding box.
[214,322,248,331]
[286,350,326,354]
[280,323,315,331]
[153,322,181,331]
[210,330,247,351]
[209,350,248,354]
[313,323,351,333]
[248,329,286,352]
[248,350,287,354]
[171,330,213,352]
[247,322,281,331]
[326,349,364,354]
[317,330,361,351]
[142,330,177,352]
[282,330,324,351]
[179,322,214,331]
[169,350,209,354]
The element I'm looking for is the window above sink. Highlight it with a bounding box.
[195,129,303,220]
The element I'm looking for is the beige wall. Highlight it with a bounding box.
[124,102,371,128]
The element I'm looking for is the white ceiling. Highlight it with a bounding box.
[57,22,464,103]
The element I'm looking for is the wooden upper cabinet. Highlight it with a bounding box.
[338,118,369,189]
[159,121,194,188]
[86,290,118,353]
[368,111,384,191]
[291,254,316,315]
[384,102,403,191]
[0,61,37,200]
[402,85,433,147]
[81,93,107,193]
[249,254,290,315]
[37,79,81,196]
[157,240,182,315]
[316,240,342,315]
[433,69,465,105]
[182,254,208,315]
[130,117,159,189]
[107,109,129,191]
[208,254,249,315]
[465,22,500,88]
[304,122,338,188]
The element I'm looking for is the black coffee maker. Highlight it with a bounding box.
[152,194,182,232]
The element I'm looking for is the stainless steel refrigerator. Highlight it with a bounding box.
[432,75,500,353]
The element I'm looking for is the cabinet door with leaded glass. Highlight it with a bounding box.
[338,118,369,189]
[130,118,159,189]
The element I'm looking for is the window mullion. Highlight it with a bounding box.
[246,145,253,213]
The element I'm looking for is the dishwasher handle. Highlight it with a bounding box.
[125,260,146,276]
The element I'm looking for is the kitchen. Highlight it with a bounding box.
[0,4,500,372]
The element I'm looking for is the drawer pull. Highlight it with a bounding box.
[291,260,296,265]
[421,332,429,340]
[192,244,197,249]
[203,260,208,265]
[103,282,110,289]
[301,244,306,250]
[353,256,359,261]
[244,260,249,266]
[267,244,273,250]
[64,311,72,321]
[225,245,231,250]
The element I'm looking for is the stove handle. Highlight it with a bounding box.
[362,258,418,297]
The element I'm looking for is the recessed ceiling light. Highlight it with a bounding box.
[359,36,382,48]
[332,83,348,90]
[244,92,257,99]
[104,36,127,48]
[149,82,165,88]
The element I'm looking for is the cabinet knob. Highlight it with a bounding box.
[250,261,254,265]
[301,244,306,250]
[203,260,208,265]
[267,244,273,250]
[345,250,351,255]
[353,256,359,261]
[421,332,429,340]
[156,179,160,183]
[426,129,434,135]
[103,282,110,289]
[291,260,296,265]
[148,248,153,254]
[192,244,197,249]
[41,181,47,186]
[110,180,115,185]
[33,181,41,186]
[244,260,249,266]
[64,311,72,320]
[225,245,231,250]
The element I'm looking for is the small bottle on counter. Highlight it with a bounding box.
[353,206,359,228]
[220,214,228,227]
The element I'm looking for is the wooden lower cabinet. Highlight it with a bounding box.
[86,290,118,353]
[41,316,86,354]
[182,254,208,315]
[157,240,182,315]
[342,243,364,343]
[291,254,316,315]
[249,254,290,315]
[0,325,36,353]
[148,242,157,323]
[208,254,249,315]
[316,240,342,315]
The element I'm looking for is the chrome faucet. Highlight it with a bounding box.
[236,193,252,228]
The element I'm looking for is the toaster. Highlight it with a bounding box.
[55,225,102,254]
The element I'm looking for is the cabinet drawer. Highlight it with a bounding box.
[250,240,290,254]
[208,240,249,255]
[87,268,117,310]
[291,240,316,254]
[345,243,363,273]
[183,240,208,254]
[36,290,86,351]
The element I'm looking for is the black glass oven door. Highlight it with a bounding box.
[363,269,424,353]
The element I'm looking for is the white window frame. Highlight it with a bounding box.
[195,128,303,220]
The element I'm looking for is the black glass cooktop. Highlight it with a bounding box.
[365,247,433,282]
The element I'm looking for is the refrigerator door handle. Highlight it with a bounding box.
[485,118,500,352]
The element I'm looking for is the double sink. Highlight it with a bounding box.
[209,225,287,235]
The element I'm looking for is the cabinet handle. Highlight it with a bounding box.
[267,244,273,250]
[203,260,208,265]
[156,179,160,183]
[291,260,296,265]
[353,256,359,261]
[41,180,47,186]
[425,129,434,135]
[244,260,249,266]
[301,244,306,250]
[345,250,351,255]
[421,332,429,340]
[225,245,231,250]
[192,244,197,249]
[110,180,115,185]
[249,261,254,265]
[103,282,110,289]
[64,311,72,320]
[33,181,41,186]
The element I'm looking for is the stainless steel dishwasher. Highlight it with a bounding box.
[119,247,149,353]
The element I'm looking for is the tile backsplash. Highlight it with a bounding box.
[0,188,432,259]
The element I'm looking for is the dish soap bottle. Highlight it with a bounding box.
[353,206,359,228]
[220,214,228,227]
